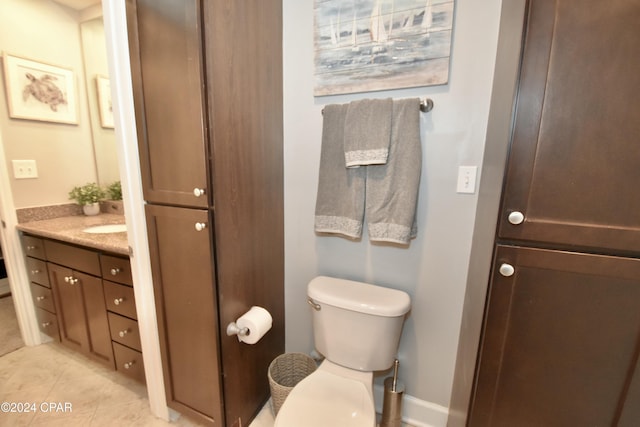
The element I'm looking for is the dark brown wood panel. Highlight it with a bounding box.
[108,312,142,352]
[469,245,640,426]
[80,271,114,368]
[145,204,223,425]
[113,342,146,384]
[26,257,49,287]
[49,263,86,352]
[126,0,208,208]
[44,240,101,276]
[498,0,640,254]
[35,307,59,341]
[204,1,284,424]
[100,254,133,286]
[31,282,55,313]
[104,281,137,320]
[22,235,46,260]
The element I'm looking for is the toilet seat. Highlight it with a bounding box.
[274,366,376,427]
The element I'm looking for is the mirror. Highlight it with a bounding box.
[79,15,120,186]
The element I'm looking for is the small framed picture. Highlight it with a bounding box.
[95,75,114,128]
[2,53,78,124]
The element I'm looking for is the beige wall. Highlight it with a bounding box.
[0,0,97,208]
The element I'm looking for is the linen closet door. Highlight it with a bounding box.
[470,0,640,425]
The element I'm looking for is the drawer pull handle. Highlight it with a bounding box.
[64,276,78,285]
[119,329,129,338]
[114,298,124,305]
[36,296,46,301]
[41,322,51,327]
[499,263,515,277]
[195,222,207,232]
[110,268,121,276]
[508,211,525,225]
[26,245,36,251]
[193,188,206,197]
[31,269,40,275]
[123,361,135,369]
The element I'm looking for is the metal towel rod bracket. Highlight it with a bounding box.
[321,98,434,114]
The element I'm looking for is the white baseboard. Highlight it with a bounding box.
[0,278,10,297]
[374,384,449,427]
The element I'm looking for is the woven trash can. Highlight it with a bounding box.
[268,352,317,415]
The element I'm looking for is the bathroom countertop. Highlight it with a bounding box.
[16,214,129,256]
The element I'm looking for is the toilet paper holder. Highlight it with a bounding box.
[226,322,250,338]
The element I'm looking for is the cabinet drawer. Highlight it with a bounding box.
[104,281,137,319]
[30,283,55,313]
[22,235,46,260]
[35,307,59,341]
[113,342,145,383]
[100,254,133,286]
[44,240,100,276]
[26,257,49,287]
[108,312,141,351]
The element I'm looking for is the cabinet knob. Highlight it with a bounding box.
[193,188,206,197]
[508,211,525,225]
[36,296,46,301]
[31,269,40,275]
[499,263,515,277]
[41,322,51,327]
[26,245,35,251]
[114,297,124,306]
[64,276,78,284]
[119,329,129,338]
[110,267,121,276]
[195,222,207,232]
[123,361,135,369]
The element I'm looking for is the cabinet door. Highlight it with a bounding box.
[145,204,223,424]
[49,263,87,352]
[498,0,640,253]
[126,0,208,208]
[469,245,640,426]
[79,271,114,368]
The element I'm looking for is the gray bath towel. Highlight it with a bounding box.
[366,98,422,244]
[343,98,393,168]
[315,104,366,238]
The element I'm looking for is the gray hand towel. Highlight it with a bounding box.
[366,98,422,244]
[315,104,366,238]
[343,98,393,168]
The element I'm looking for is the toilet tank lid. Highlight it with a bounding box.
[308,276,411,317]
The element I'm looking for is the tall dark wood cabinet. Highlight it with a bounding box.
[126,1,284,426]
[470,0,640,426]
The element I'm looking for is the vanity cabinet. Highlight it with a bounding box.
[46,240,114,369]
[127,0,284,425]
[20,233,141,379]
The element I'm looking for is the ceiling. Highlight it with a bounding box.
[52,0,101,11]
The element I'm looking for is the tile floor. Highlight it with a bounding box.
[0,343,274,427]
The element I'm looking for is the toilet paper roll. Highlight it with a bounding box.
[236,306,273,344]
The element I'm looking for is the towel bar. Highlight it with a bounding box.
[321,98,434,114]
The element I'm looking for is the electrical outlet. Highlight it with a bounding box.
[12,160,38,179]
[456,166,477,194]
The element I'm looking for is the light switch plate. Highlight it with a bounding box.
[12,160,38,179]
[456,166,477,194]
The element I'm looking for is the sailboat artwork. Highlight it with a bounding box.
[314,0,454,96]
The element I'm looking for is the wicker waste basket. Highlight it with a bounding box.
[268,352,317,415]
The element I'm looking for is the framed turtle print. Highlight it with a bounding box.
[2,53,78,124]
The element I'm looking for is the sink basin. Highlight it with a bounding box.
[82,224,127,234]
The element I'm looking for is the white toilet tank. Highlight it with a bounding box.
[307,276,411,371]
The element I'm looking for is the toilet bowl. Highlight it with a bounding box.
[274,276,411,427]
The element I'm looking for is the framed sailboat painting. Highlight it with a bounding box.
[314,0,455,96]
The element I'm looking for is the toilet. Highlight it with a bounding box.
[274,276,411,427]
